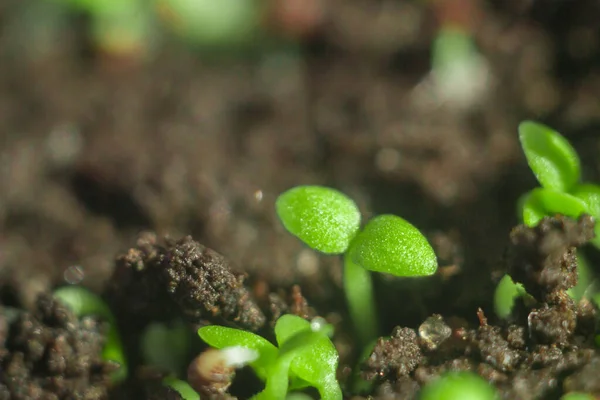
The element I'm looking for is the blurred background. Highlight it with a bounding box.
[0,0,599,328]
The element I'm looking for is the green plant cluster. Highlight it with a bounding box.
[518,121,600,245]
[276,185,438,344]
[197,314,342,400]
[53,286,127,382]
[494,121,599,320]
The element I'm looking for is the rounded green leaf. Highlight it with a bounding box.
[162,376,200,400]
[522,188,589,227]
[198,325,278,372]
[419,371,499,400]
[275,186,361,254]
[518,121,581,192]
[348,214,437,277]
[571,183,600,248]
[274,315,342,400]
[494,274,525,319]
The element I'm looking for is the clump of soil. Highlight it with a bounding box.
[0,295,117,399]
[106,232,266,332]
[360,215,599,400]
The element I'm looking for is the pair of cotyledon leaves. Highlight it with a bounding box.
[275,185,438,278]
[198,314,342,400]
[519,121,600,247]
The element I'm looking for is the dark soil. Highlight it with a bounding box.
[1,0,600,399]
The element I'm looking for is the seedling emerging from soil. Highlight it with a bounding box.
[53,286,127,382]
[418,371,499,400]
[276,185,437,345]
[496,121,600,318]
[560,393,595,400]
[518,121,600,247]
[196,314,342,400]
[163,376,200,400]
[52,0,155,58]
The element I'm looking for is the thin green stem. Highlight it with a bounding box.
[343,255,379,346]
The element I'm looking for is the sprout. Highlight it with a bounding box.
[519,121,581,192]
[163,376,200,400]
[516,120,600,306]
[53,286,127,383]
[494,274,526,319]
[198,314,342,399]
[560,393,595,400]
[276,185,361,254]
[276,185,437,344]
[419,371,499,400]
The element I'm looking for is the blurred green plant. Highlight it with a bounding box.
[53,286,127,383]
[494,121,600,319]
[419,371,499,400]
[196,314,342,400]
[276,185,438,345]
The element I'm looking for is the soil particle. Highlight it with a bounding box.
[0,294,115,400]
[563,356,600,396]
[358,216,599,400]
[106,232,266,332]
[363,327,422,380]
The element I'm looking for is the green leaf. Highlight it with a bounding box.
[274,315,342,400]
[518,121,581,191]
[494,274,525,319]
[162,376,200,400]
[419,371,499,400]
[522,188,588,227]
[571,183,600,248]
[277,328,342,400]
[197,325,278,373]
[276,186,361,254]
[348,215,437,277]
[560,393,595,400]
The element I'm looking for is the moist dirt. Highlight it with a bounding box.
[1,0,600,399]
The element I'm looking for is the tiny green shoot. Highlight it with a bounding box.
[163,376,200,400]
[513,120,600,312]
[419,371,499,400]
[53,286,127,383]
[198,314,342,400]
[141,319,191,375]
[519,121,581,192]
[493,274,526,319]
[560,393,595,400]
[276,185,437,345]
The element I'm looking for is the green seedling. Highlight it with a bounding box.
[560,393,595,400]
[163,376,200,400]
[276,185,437,344]
[518,121,600,246]
[155,0,262,49]
[197,314,342,400]
[141,319,191,375]
[53,286,127,383]
[493,274,527,319]
[419,371,499,400]
[50,0,156,57]
[496,121,600,318]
